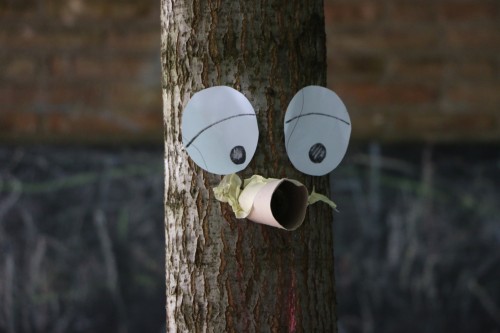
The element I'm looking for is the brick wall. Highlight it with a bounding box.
[0,0,162,144]
[325,0,500,142]
[1,0,499,144]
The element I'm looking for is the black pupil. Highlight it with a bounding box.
[309,143,326,163]
[230,146,246,165]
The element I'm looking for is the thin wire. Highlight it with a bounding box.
[285,112,351,126]
[286,89,305,150]
[190,142,209,171]
[182,135,209,171]
[185,113,256,148]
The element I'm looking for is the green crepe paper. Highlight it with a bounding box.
[213,173,245,218]
[213,174,337,218]
[308,188,338,211]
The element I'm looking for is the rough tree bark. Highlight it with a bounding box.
[161,0,336,331]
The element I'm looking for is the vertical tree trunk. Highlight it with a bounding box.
[161,0,336,331]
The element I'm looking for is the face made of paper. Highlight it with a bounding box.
[284,86,351,176]
[181,86,259,175]
[182,85,350,230]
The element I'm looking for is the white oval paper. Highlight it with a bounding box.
[284,86,351,176]
[181,86,259,175]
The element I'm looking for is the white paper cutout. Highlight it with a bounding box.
[284,86,351,176]
[182,86,259,175]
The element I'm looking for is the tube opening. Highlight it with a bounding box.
[270,181,308,230]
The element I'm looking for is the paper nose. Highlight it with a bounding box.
[242,179,309,230]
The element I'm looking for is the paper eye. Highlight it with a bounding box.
[284,86,351,176]
[181,86,259,175]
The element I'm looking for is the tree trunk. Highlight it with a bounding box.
[161,0,336,331]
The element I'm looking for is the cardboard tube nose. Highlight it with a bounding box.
[242,179,309,230]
